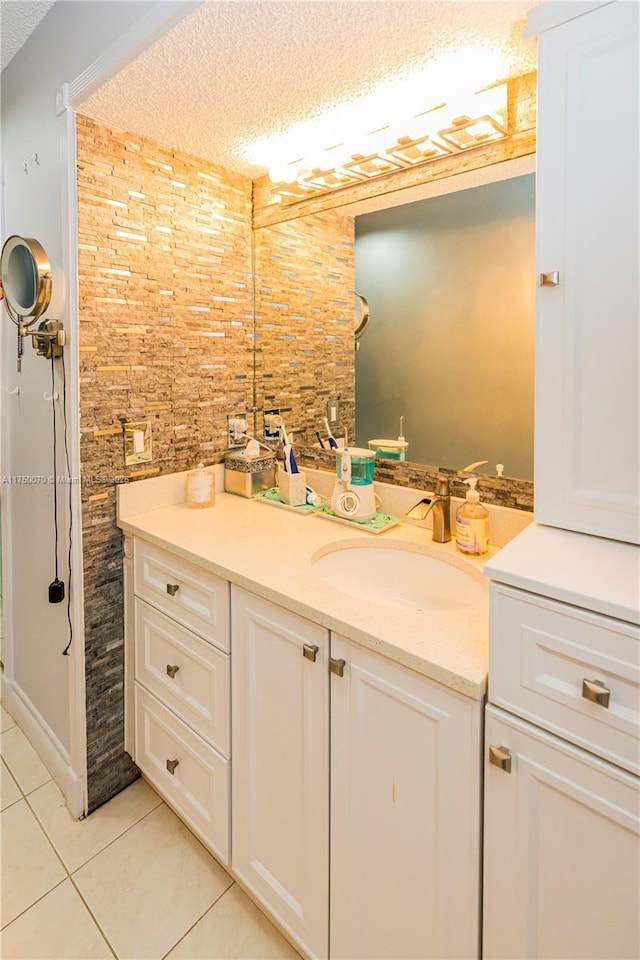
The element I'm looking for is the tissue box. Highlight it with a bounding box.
[224,452,276,498]
[277,469,307,506]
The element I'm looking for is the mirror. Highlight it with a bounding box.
[0,235,52,327]
[254,167,535,481]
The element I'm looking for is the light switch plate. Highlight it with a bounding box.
[124,421,152,466]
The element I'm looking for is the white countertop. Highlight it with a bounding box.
[119,487,496,701]
[485,522,640,624]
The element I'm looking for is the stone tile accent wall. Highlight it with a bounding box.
[77,116,253,810]
[254,212,356,446]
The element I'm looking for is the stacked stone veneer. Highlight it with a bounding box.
[77,115,253,809]
[254,213,355,446]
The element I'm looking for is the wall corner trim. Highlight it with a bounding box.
[66,0,202,108]
[56,83,70,116]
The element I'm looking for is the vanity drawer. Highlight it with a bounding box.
[134,540,229,652]
[134,599,230,757]
[490,585,640,774]
[134,683,230,865]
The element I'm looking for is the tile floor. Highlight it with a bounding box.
[0,702,301,960]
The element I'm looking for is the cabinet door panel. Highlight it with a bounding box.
[484,705,640,960]
[535,2,640,543]
[331,634,482,960]
[231,587,329,960]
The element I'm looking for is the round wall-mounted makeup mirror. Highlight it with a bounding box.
[1,235,52,327]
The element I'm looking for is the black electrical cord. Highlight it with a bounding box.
[61,357,73,657]
[51,357,60,581]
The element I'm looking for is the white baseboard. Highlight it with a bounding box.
[1,675,86,818]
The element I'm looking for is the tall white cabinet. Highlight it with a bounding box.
[484,5,640,957]
[533,0,640,544]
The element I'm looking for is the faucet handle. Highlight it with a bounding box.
[436,476,450,497]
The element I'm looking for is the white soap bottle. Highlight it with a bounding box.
[455,478,489,555]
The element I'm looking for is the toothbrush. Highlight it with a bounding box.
[324,417,338,449]
[279,424,299,474]
[315,431,326,449]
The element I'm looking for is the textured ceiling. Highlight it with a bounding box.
[0,0,55,72]
[81,0,539,178]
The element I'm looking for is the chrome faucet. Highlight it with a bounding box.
[404,476,452,543]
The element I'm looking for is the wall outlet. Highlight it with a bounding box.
[124,421,152,466]
[227,413,248,449]
[263,408,281,440]
[327,399,340,428]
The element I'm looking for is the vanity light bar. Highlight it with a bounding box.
[269,83,508,201]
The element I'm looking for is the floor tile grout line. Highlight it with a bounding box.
[0,877,68,933]
[26,784,164,876]
[68,873,119,960]
[160,879,236,960]
[3,787,162,957]
[0,756,23,808]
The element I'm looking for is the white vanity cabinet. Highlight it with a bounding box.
[231,593,482,960]
[231,587,330,960]
[124,536,484,960]
[330,634,482,960]
[483,581,640,960]
[125,538,231,864]
[532,0,640,544]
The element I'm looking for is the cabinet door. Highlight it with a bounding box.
[231,587,329,960]
[483,705,640,960]
[534,2,640,543]
[330,634,482,960]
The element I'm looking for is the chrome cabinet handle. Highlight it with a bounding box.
[329,657,346,678]
[166,758,179,775]
[303,644,319,663]
[489,744,512,773]
[582,678,611,709]
[166,583,180,596]
[539,270,560,286]
[166,664,180,679]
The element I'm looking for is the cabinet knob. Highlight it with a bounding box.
[166,664,180,679]
[582,678,611,709]
[166,758,179,775]
[539,270,560,287]
[489,744,512,773]
[166,583,180,596]
[303,643,319,663]
[330,657,346,678]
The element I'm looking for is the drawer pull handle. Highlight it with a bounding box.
[539,270,560,287]
[582,678,611,709]
[166,664,180,679]
[166,583,180,597]
[489,744,512,773]
[330,657,346,678]
[166,758,179,775]
[303,643,319,663]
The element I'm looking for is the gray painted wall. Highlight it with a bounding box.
[355,174,535,479]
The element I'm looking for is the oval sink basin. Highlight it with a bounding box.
[312,542,487,612]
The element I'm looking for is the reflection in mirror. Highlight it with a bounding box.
[253,170,535,482]
[355,174,535,479]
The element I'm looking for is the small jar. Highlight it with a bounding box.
[186,463,215,509]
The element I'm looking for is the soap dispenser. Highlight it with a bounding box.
[455,478,489,555]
